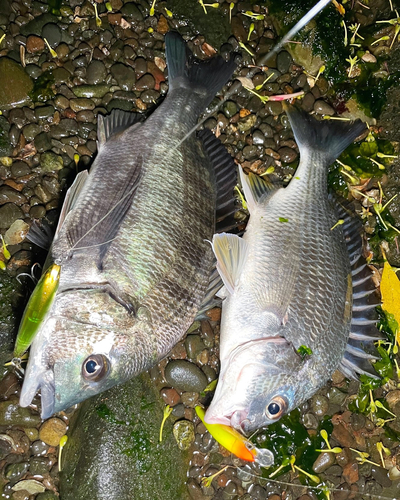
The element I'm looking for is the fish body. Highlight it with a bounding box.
[20,32,237,419]
[205,105,369,433]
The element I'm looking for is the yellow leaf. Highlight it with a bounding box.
[381,252,400,343]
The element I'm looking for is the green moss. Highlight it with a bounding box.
[255,409,333,487]
[29,71,55,103]
[47,0,62,16]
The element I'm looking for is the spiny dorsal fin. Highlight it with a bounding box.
[212,233,248,295]
[97,110,143,149]
[197,128,237,229]
[239,169,277,213]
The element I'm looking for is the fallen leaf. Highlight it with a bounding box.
[380,251,400,342]
[236,76,254,89]
[12,480,45,494]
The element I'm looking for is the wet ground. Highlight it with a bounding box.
[1,0,400,499]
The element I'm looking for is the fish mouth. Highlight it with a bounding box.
[20,368,55,420]
[205,408,250,433]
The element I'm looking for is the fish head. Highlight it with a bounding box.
[205,336,303,434]
[20,291,155,419]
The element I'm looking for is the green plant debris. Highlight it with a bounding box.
[48,0,62,16]
[29,71,55,103]
[297,345,313,358]
[348,309,399,437]
[254,409,333,498]
[279,217,289,223]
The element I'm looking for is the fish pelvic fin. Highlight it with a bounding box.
[165,31,239,109]
[212,233,248,294]
[283,103,367,165]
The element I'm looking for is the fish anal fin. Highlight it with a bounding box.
[212,233,248,294]
[239,169,277,213]
[97,110,143,149]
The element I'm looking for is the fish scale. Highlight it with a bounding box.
[205,104,368,433]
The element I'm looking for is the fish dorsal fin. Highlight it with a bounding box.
[97,110,143,149]
[212,233,248,295]
[334,198,381,380]
[197,128,238,231]
[239,169,277,213]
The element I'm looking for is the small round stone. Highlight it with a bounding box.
[173,420,195,450]
[278,146,298,164]
[38,418,67,446]
[276,50,292,73]
[165,360,207,393]
[310,394,329,416]
[160,387,181,406]
[312,452,335,473]
[314,100,335,116]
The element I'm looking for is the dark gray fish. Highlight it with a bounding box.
[20,32,238,419]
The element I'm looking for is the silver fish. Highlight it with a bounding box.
[19,32,238,419]
[205,105,379,433]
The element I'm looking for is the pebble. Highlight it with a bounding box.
[313,452,335,473]
[86,61,107,85]
[160,387,181,406]
[310,394,329,416]
[0,204,24,229]
[173,420,195,451]
[135,73,155,91]
[301,412,318,429]
[4,220,29,245]
[38,152,64,172]
[36,492,58,500]
[165,360,207,393]
[5,462,29,484]
[111,63,136,91]
[314,100,335,116]
[31,441,49,456]
[70,98,95,112]
[371,465,392,488]
[276,51,292,74]
[278,146,298,164]
[42,23,62,47]
[24,428,39,442]
[26,35,45,53]
[0,399,41,427]
[22,123,41,142]
[39,417,67,446]
[34,106,55,121]
[12,479,45,494]
[0,372,19,398]
[0,58,33,110]
[0,186,27,206]
[342,461,359,484]
[185,335,206,360]
[223,101,238,118]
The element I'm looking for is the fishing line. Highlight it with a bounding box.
[174,0,333,151]
[217,463,399,500]
[64,0,333,250]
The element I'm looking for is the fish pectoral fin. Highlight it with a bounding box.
[212,233,248,294]
[239,169,278,213]
[97,109,144,149]
[55,170,89,237]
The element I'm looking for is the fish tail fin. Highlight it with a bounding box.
[283,103,366,165]
[165,31,238,109]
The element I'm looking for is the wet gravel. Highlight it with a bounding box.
[0,0,400,499]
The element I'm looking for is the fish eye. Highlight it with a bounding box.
[82,354,109,382]
[265,396,287,420]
